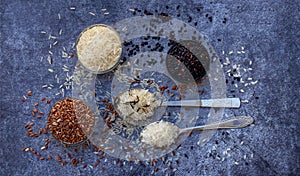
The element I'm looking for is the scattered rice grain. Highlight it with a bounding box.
[89,12,96,16]
[47,56,53,64]
[251,80,258,85]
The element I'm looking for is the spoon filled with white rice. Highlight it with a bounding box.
[140,116,254,148]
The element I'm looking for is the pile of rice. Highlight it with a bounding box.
[115,89,161,126]
[140,121,180,148]
[76,24,122,73]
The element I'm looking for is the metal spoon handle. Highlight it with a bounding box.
[180,116,254,134]
[161,98,240,108]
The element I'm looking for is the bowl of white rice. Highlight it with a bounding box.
[76,24,123,74]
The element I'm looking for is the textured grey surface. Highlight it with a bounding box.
[0,0,299,175]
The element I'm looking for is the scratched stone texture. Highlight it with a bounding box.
[0,0,299,175]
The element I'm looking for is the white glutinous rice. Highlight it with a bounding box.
[140,121,179,148]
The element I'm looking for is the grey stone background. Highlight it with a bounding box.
[0,0,299,175]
